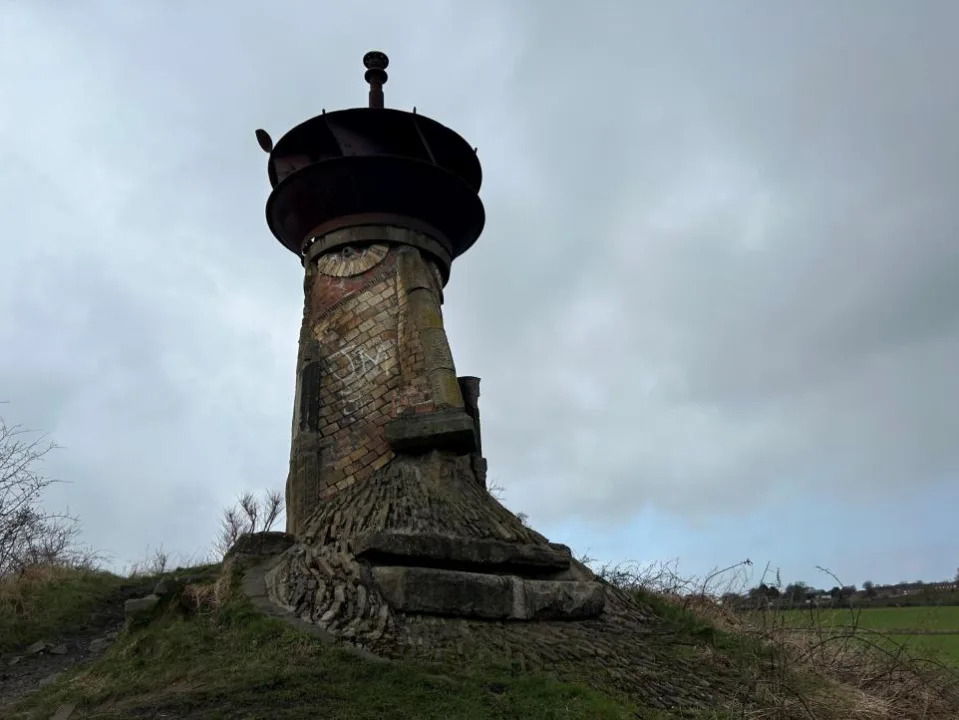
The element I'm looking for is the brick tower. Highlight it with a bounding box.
[240,55,775,710]
[248,51,629,666]
[256,51,487,535]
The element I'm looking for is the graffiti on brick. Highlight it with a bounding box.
[326,342,393,382]
[323,339,396,417]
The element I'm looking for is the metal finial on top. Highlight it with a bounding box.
[363,51,389,108]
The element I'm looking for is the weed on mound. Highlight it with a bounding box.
[4,560,959,720]
[6,564,636,720]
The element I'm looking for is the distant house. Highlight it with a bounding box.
[873,581,958,598]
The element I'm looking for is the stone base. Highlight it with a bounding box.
[252,451,751,711]
[385,409,476,453]
[351,527,604,621]
[265,451,606,629]
[227,531,296,560]
[370,565,605,620]
[353,530,573,574]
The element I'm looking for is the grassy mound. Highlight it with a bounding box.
[4,561,959,719]
[0,565,128,655]
[6,564,636,720]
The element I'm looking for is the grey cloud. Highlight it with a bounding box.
[458,2,959,523]
[2,1,957,568]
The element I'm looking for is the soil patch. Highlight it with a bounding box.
[0,580,153,710]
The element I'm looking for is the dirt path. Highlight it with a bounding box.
[0,580,153,712]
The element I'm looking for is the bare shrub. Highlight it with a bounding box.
[487,479,506,501]
[590,557,753,607]
[749,566,959,719]
[0,410,97,576]
[486,480,530,525]
[591,555,959,719]
[125,545,172,578]
[213,489,283,558]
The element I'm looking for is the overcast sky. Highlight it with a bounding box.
[2,1,957,589]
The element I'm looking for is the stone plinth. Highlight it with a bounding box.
[245,450,750,711]
[268,450,608,636]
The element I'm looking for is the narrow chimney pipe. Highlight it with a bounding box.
[363,51,389,109]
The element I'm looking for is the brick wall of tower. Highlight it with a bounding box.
[285,241,452,534]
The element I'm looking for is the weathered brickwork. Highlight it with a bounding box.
[264,452,755,712]
[285,239,460,534]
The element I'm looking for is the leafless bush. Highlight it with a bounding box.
[486,479,506,501]
[213,489,283,558]
[578,552,959,718]
[0,410,97,576]
[486,480,530,525]
[125,545,172,577]
[588,556,753,607]
[734,567,959,719]
[594,557,692,595]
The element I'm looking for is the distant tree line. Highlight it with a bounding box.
[724,577,959,610]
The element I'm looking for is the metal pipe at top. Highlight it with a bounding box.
[363,51,389,109]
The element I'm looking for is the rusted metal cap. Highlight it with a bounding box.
[260,51,485,265]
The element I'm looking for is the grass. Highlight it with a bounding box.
[604,565,959,719]
[0,564,127,654]
[715,601,959,718]
[885,634,959,667]
[777,606,959,633]
[6,560,959,719]
[625,588,854,718]
[763,606,959,669]
[8,565,637,720]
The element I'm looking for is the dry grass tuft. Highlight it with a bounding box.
[767,624,959,719]
[0,562,122,654]
[214,555,235,605]
[179,558,234,616]
[0,563,84,615]
[589,557,959,720]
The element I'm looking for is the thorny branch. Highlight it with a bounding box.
[214,489,284,557]
[0,411,95,575]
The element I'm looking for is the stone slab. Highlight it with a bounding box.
[520,579,607,620]
[124,594,160,627]
[372,565,513,619]
[353,531,572,573]
[226,531,297,559]
[385,409,476,453]
[370,565,606,621]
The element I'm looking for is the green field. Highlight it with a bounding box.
[757,606,959,668]
[885,634,959,668]
[778,605,959,633]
